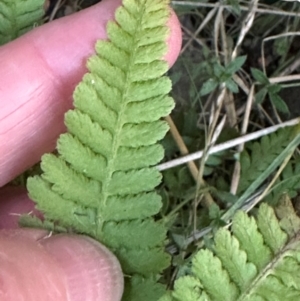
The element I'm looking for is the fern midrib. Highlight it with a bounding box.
[237,235,298,300]
[97,2,147,233]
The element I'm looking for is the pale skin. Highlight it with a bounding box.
[0,0,182,300]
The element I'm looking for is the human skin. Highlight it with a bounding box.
[0,0,182,300]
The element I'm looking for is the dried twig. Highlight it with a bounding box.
[231,0,258,60]
[165,116,199,181]
[158,118,300,171]
[230,85,254,194]
[181,6,218,54]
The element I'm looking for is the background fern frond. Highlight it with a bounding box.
[0,0,45,45]
[264,158,300,205]
[163,199,300,301]
[25,0,173,300]
[222,127,300,222]
[237,127,297,195]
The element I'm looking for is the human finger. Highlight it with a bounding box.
[0,229,123,301]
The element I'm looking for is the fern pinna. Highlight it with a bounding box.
[161,198,300,301]
[0,0,45,45]
[26,0,174,300]
[237,127,298,195]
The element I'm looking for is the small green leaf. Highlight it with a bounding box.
[213,63,226,78]
[225,78,239,93]
[255,87,268,104]
[269,93,290,114]
[200,79,218,96]
[226,55,247,74]
[268,84,281,94]
[251,68,270,85]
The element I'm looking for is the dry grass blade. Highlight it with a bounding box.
[231,0,258,60]
[230,85,254,194]
[158,118,300,171]
[165,115,199,181]
[181,6,218,55]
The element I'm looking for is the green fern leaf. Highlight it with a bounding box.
[25,1,174,300]
[232,211,272,271]
[0,0,44,45]
[163,199,300,301]
[192,249,239,301]
[256,203,288,254]
[222,128,300,222]
[237,127,297,194]
[264,159,300,205]
[172,276,210,301]
[214,228,257,291]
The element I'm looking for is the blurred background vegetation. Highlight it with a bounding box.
[9,0,300,285]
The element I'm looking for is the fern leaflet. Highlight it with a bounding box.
[161,198,300,301]
[0,0,44,45]
[264,158,300,205]
[237,127,297,194]
[25,0,174,300]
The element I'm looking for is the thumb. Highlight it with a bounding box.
[0,229,123,301]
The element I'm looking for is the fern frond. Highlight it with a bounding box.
[25,0,173,300]
[163,199,300,301]
[0,0,44,45]
[264,159,300,205]
[237,127,297,194]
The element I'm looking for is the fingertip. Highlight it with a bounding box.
[0,230,123,301]
[0,229,68,301]
[165,10,182,67]
[41,234,124,301]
